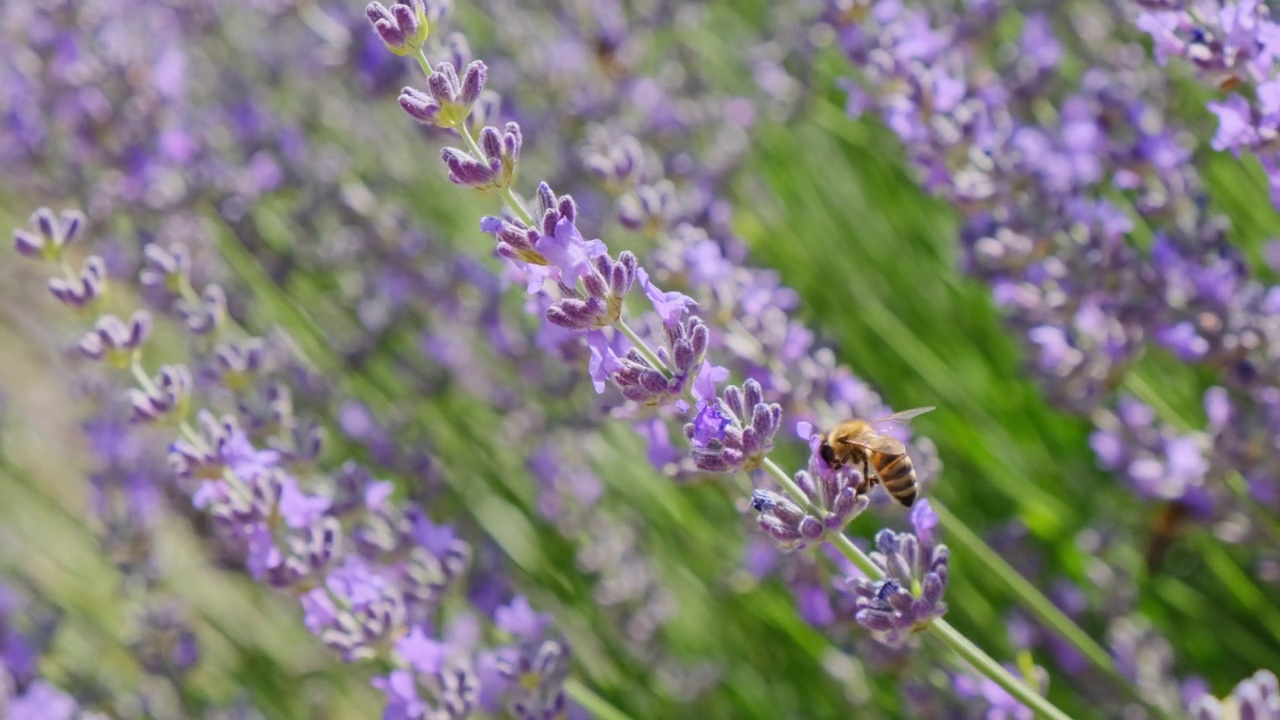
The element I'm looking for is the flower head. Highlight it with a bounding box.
[400,60,487,129]
[441,122,523,191]
[366,0,430,56]
[636,267,697,328]
[12,207,85,262]
[844,505,950,647]
[1187,669,1280,720]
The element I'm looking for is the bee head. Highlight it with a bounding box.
[819,441,839,468]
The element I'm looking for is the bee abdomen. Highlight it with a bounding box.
[877,454,918,506]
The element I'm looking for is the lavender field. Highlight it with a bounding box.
[2,0,1279,717]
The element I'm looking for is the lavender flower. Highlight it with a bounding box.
[11,207,85,262]
[374,644,480,720]
[129,602,201,677]
[440,122,523,191]
[618,180,680,234]
[139,243,193,294]
[686,378,783,473]
[11,199,590,719]
[750,490,825,550]
[47,256,107,310]
[400,60,487,129]
[178,283,229,335]
[582,133,646,191]
[77,311,153,367]
[491,596,572,720]
[844,500,949,647]
[493,638,571,720]
[1134,0,1276,121]
[545,253,637,333]
[212,339,269,393]
[369,595,572,720]
[751,450,871,550]
[1187,670,1280,720]
[367,0,431,57]
[952,661,1047,720]
[610,321,710,406]
[1090,396,1214,513]
[0,584,80,719]
[128,364,194,423]
[302,558,408,662]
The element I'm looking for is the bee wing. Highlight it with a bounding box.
[848,433,906,456]
[869,406,935,434]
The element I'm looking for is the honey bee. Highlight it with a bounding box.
[819,407,936,507]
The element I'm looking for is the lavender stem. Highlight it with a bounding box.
[616,319,672,380]
[761,458,1071,719]
[928,619,1071,720]
[414,47,433,80]
[563,678,634,720]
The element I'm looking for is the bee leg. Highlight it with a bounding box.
[855,458,872,495]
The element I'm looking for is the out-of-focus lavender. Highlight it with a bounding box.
[1,0,935,715]
[0,584,80,719]
[366,0,1115,711]
[1131,0,1280,209]
[300,7,953,700]
[1186,669,1280,720]
[822,0,1280,709]
[7,0,1279,714]
[824,0,1280,573]
[10,204,581,718]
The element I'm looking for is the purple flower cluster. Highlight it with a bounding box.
[451,0,942,507]
[372,596,572,720]
[1090,396,1215,512]
[842,501,949,647]
[400,60,486,129]
[825,0,1280,706]
[349,11,1010,715]
[951,663,1047,720]
[366,0,963,690]
[1134,0,1280,205]
[686,378,784,473]
[17,0,1245,712]
[750,422,873,550]
[826,0,1280,552]
[1107,616,1280,718]
[0,584,80,719]
[367,0,430,57]
[11,206,576,717]
[1187,669,1280,720]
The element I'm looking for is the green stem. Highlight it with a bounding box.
[930,501,1116,676]
[178,421,202,446]
[563,678,636,720]
[409,49,536,226]
[453,122,535,224]
[503,185,536,226]
[930,619,1071,720]
[760,459,1071,719]
[933,502,1171,718]
[617,319,672,378]
[414,48,433,79]
[130,352,157,394]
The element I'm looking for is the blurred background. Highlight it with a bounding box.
[2,0,1279,718]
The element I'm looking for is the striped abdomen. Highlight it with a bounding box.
[870,451,917,507]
